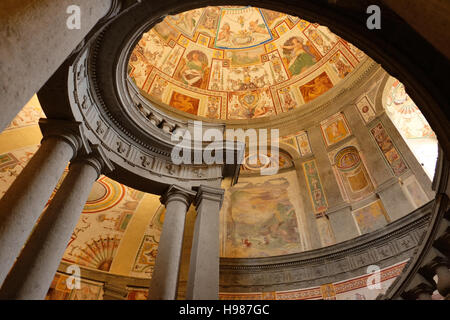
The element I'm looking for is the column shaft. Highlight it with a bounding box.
[293,159,322,250]
[148,187,193,300]
[0,0,113,132]
[0,137,76,285]
[379,112,435,198]
[307,126,346,208]
[186,186,224,300]
[342,105,392,186]
[0,158,101,299]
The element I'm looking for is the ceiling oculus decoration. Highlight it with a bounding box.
[128,6,366,120]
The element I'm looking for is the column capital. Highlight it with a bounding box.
[70,144,115,178]
[160,185,195,208]
[194,185,225,209]
[39,118,90,158]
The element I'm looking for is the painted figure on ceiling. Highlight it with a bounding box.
[330,52,353,79]
[300,72,334,103]
[249,20,269,35]
[307,28,331,53]
[279,87,297,111]
[197,7,221,37]
[282,36,318,76]
[176,50,209,89]
[169,92,199,115]
[169,10,201,35]
[218,23,232,43]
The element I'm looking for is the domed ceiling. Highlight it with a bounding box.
[128,6,366,120]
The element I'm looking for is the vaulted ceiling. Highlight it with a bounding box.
[128,6,366,120]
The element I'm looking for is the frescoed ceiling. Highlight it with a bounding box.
[128,6,366,120]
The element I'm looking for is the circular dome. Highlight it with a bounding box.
[128,6,366,121]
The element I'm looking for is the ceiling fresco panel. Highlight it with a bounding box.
[128,6,367,120]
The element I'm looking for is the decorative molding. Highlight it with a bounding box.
[194,185,225,209]
[160,185,195,207]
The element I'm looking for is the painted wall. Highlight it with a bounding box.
[383,77,438,179]
[220,171,310,258]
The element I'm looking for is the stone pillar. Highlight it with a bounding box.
[342,105,393,186]
[307,126,346,209]
[0,0,115,132]
[327,204,360,242]
[186,186,224,300]
[0,119,86,285]
[377,179,415,221]
[0,146,112,300]
[148,186,194,300]
[379,112,435,199]
[293,159,322,250]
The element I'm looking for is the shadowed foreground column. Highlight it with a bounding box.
[0,146,112,300]
[0,119,84,286]
[0,0,115,132]
[186,186,224,300]
[148,186,194,300]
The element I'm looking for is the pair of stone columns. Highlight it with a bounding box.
[148,185,224,300]
[0,119,113,299]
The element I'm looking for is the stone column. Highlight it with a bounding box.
[0,146,112,300]
[186,186,225,300]
[0,0,115,132]
[148,186,194,300]
[0,119,86,285]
